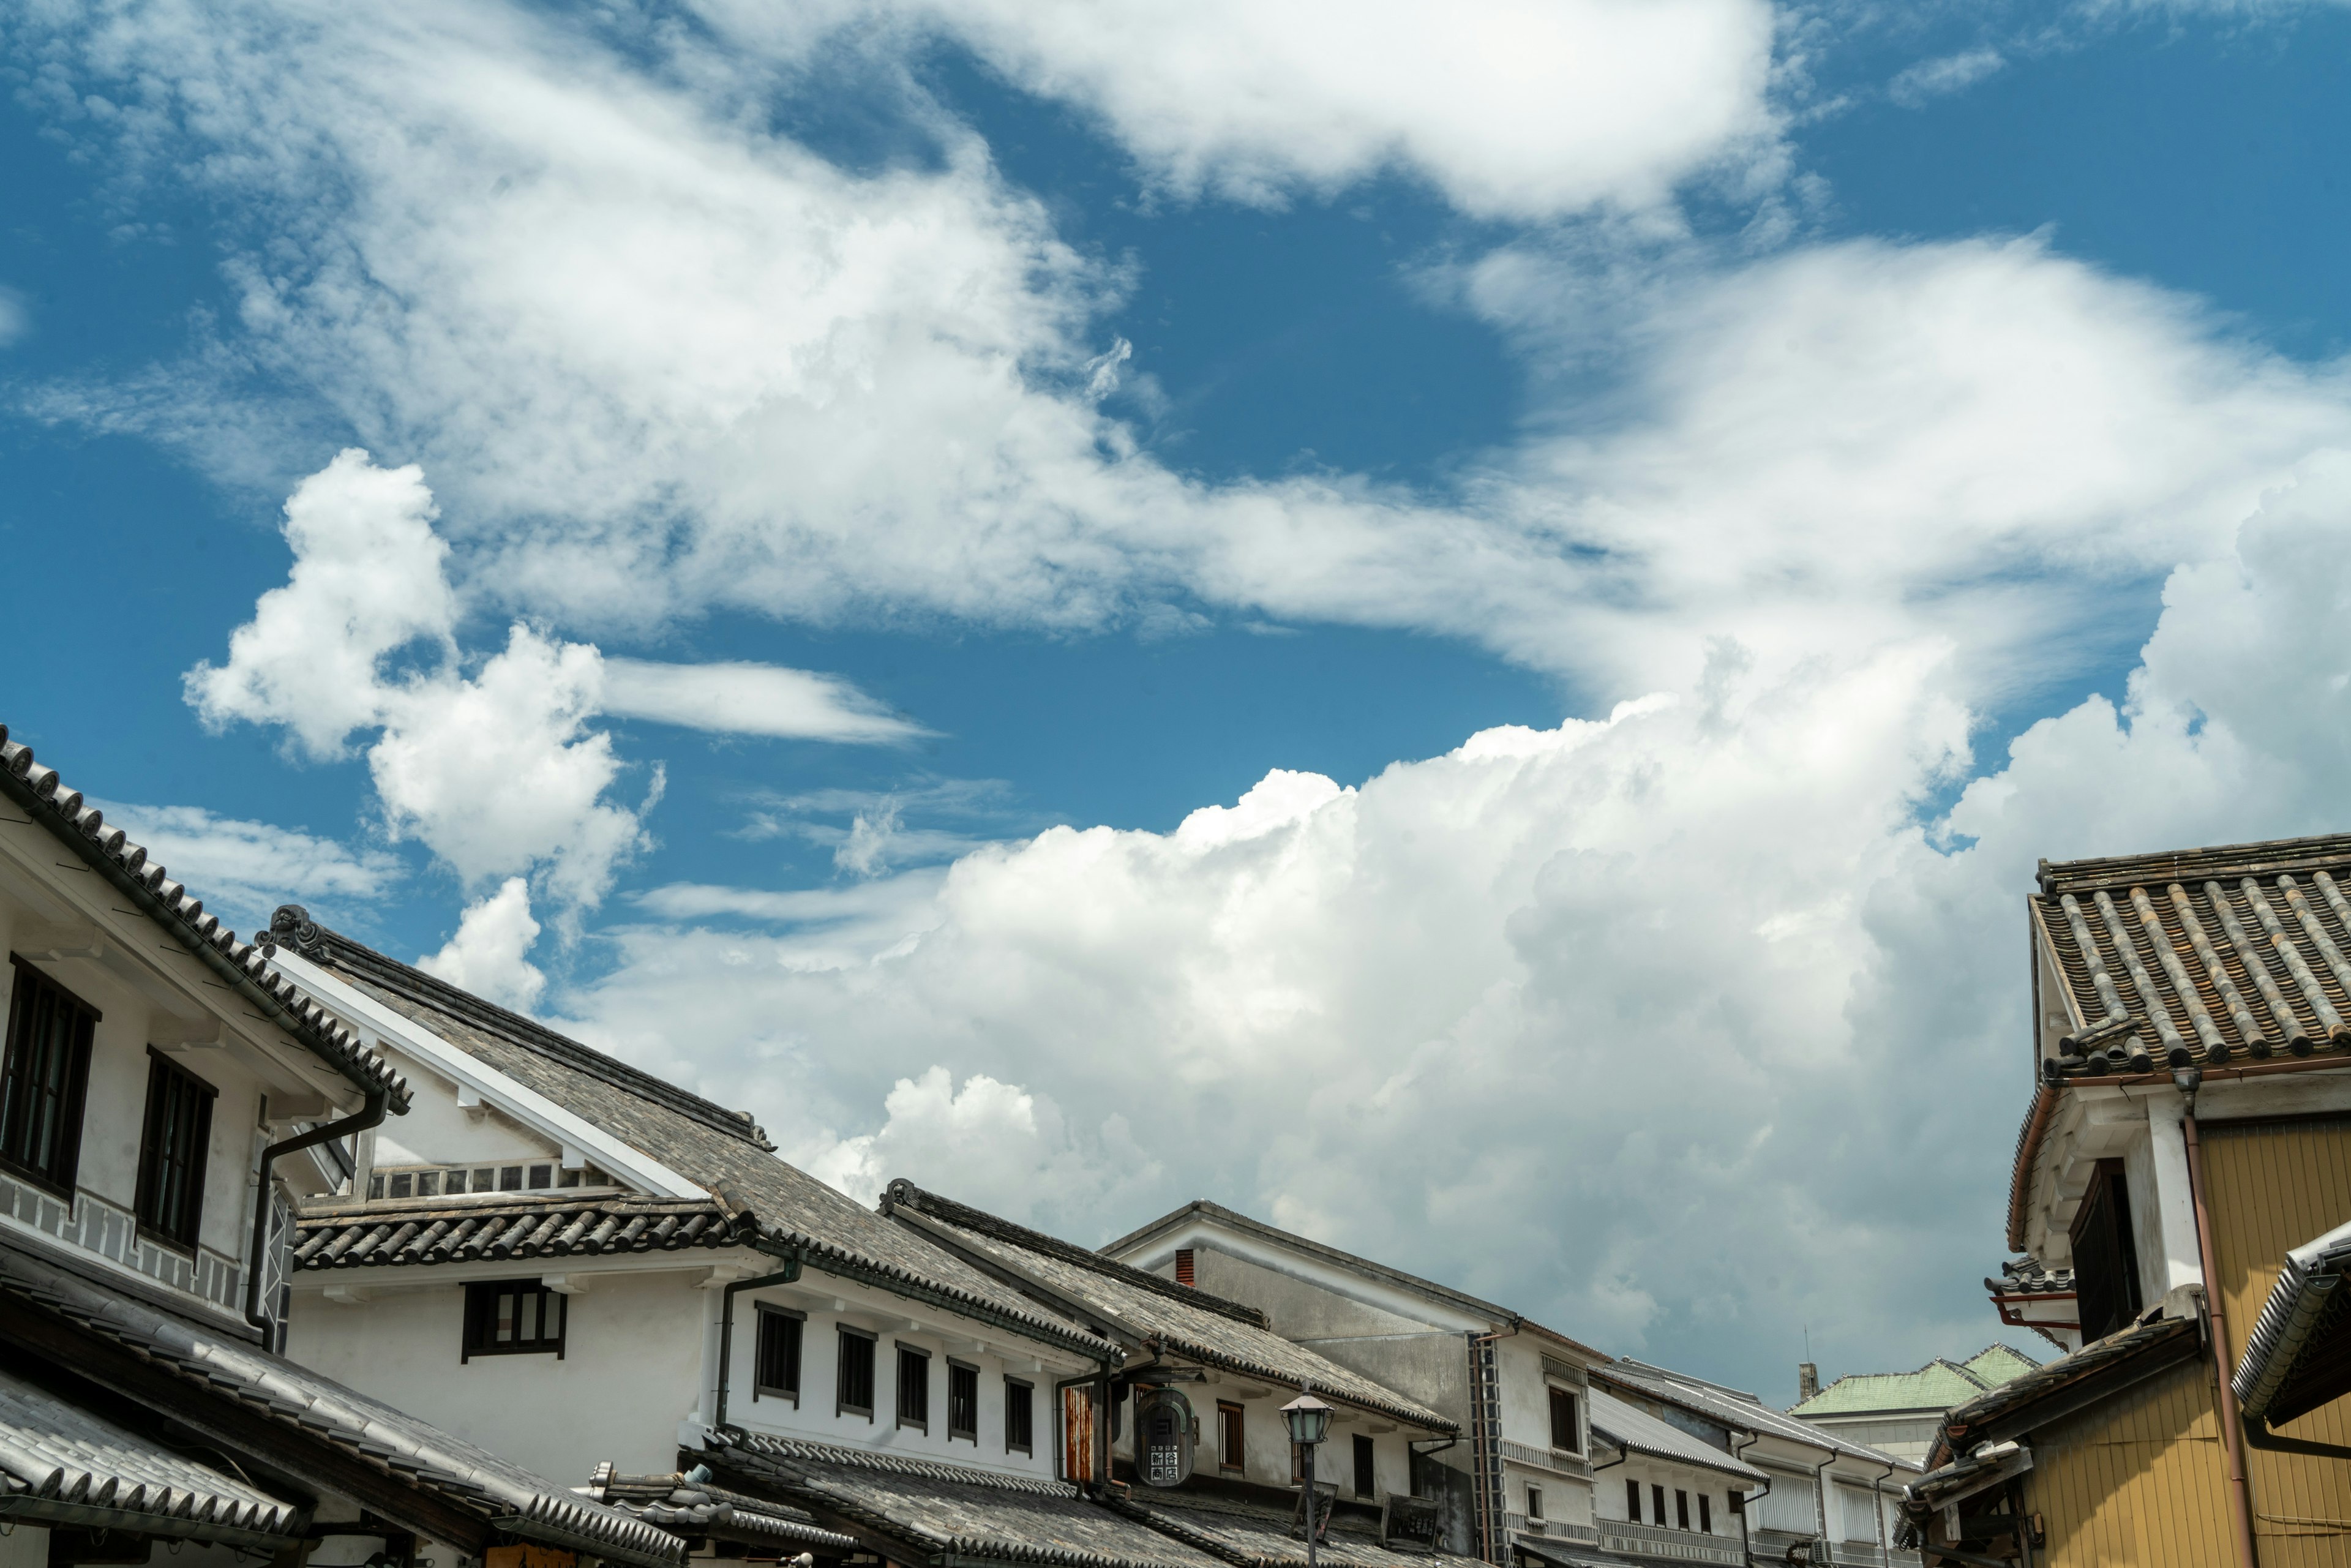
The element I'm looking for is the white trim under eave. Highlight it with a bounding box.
[269,950,703,1201]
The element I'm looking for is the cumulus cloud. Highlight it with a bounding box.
[418,877,547,1011]
[695,0,1781,218]
[90,800,400,935]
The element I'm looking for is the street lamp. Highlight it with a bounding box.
[1281,1391,1335,1568]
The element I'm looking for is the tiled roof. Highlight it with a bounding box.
[294,1196,748,1270]
[0,726,408,1111]
[1926,1315,2200,1469]
[1113,1488,1488,1568]
[277,921,1116,1363]
[1985,1259,2074,1297]
[585,1468,860,1553]
[2033,834,2351,1076]
[0,1363,302,1546]
[1592,1362,1912,1470]
[0,1239,684,1566]
[883,1184,1454,1431]
[1099,1200,1607,1364]
[711,1431,1224,1568]
[1586,1389,1767,1483]
[1789,1345,2039,1419]
[2232,1215,2351,1427]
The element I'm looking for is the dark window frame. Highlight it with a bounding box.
[461,1278,567,1362]
[947,1359,980,1443]
[1217,1400,1245,1472]
[754,1305,804,1405]
[1353,1432,1376,1498]
[2070,1156,2145,1342]
[1005,1376,1035,1455]
[134,1047,217,1253]
[1652,1485,1667,1529]
[1698,1495,1712,1534]
[896,1342,932,1431]
[1526,1484,1542,1521]
[1675,1490,1690,1530]
[0,956,99,1198]
[1547,1386,1580,1453]
[1626,1479,1641,1523]
[837,1327,877,1419]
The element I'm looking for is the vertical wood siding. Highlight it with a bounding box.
[2202,1114,2351,1566]
[2030,1354,2230,1567]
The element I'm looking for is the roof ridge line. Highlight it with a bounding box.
[268,908,767,1149]
[882,1181,1271,1330]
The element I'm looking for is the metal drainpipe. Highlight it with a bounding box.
[711,1239,806,1433]
[1867,1455,1894,1568]
[1810,1451,1835,1561]
[1732,1431,1769,1567]
[2179,1077,2262,1568]
[244,1090,388,1338]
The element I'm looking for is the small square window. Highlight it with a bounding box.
[389,1172,413,1198]
[528,1163,552,1189]
[499,1165,523,1191]
[558,1166,582,1188]
[585,1165,606,1185]
[416,1170,439,1198]
[1527,1486,1543,1522]
[474,1168,494,1193]
[444,1169,468,1194]
[462,1279,566,1360]
[367,1173,384,1199]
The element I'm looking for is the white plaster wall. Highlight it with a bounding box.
[288,1268,706,1484]
[1589,1456,1738,1536]
[0,1521,46,1568]
[371,1076,562,1169]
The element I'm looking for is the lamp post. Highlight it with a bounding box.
[1281,1391,1334,1568]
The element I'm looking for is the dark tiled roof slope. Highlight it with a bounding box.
[713,1432,1224,1568]
[0,727,408,1110]
[1114,1490,1487,1568]
[281,924,1112,1361]
[587,1469,859,1553]
[0,1241,682,1565]
[1987,1259,2074,1296]
[883,1184,1452,1431]
[2033,833,2351,1076]
[2232,1215,2351,1425]
[1925,1315,2199,1469]
[296,1196,747,1270]
[0,1364,302,1545]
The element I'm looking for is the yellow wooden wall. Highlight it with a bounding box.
[2202,1114,2351,1566]
[2028,1352,2233,1567]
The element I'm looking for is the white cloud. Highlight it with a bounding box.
[89,799,400,936]
[695,0,1781,219]
[418,877,547,1011]
[1888,48,2005,108]
[0,287,30,348]
[601,658,925,743]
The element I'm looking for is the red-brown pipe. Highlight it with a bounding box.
[2182,1108,2261,1568]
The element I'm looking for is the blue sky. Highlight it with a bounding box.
[7,0,2351,1398]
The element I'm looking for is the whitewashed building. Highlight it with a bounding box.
[0,723,679,1568]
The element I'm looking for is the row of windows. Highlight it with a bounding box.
[1617,1479,1714,1534]
[456,1287,1040,1454]
[367,1162,612,1199]
[1213,1401,1380,1496]
[1,959,216,1253]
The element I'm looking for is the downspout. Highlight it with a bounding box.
[1731,1432,1769,1568]
[1810,1451,1835,1561]
[245,1090,387,1337]
[1868,1456,1894,1568]
[711,1237,806,1433]
[2178,1073,2260,1568]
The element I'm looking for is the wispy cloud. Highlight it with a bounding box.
[601,659,928,744]
[92,798,400,935]
[1889,49,2006,108]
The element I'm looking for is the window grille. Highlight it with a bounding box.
[134,1049,216,1251]
[948,1360,979,1442]
[1354,1433,1376,1497]
[756,1307,803,1402]
[1219,1401,1245,1472]
[1547,1388,1580,1452]
[897,1344,931,1430]
[1005,1378,1034,1454]
[837,1328,876,1417]
[462,1279,566,1360]
[0,958,97,1196]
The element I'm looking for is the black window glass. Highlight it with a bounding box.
[1526,1485,1542,1520]
[2071,1158,2144,1341]
[1699,1495,1712,1534]
[1548,1387,1578,1451]
[0,959,97,1195]
[1353,1433,1375,1497]
[134,1051,215,1250]
[1676,1490,1689,1529]
[949,1362,978,1441]
[1653,1485,1667,1528]
[897,1345,930,1428]
[1006,1378,1034,1453]
[499,1165,523,1191]
[528,1163,552,1188]
[462,1280,566,1359]
[1627,1479,1640,1522]
[1218,1402,1244,1470]
[756,1309,803,1400]
[838,1329,876,1416]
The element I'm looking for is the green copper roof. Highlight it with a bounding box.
[1789,1345,2041,1417]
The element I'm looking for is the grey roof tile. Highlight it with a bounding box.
[0,1364,302,1545]
[2233,1215,2351,1425]
[0,724,407,1111]
[588,1469,860,1553]
[881,1185,1453,1431]
[296,1196,746,1269]
[1584,1390,1766,1484]
[275,921,1117,1362]
[1115,1488,1490,1568]
[713,1432,1225,1568]
[0,1240,683,1565]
